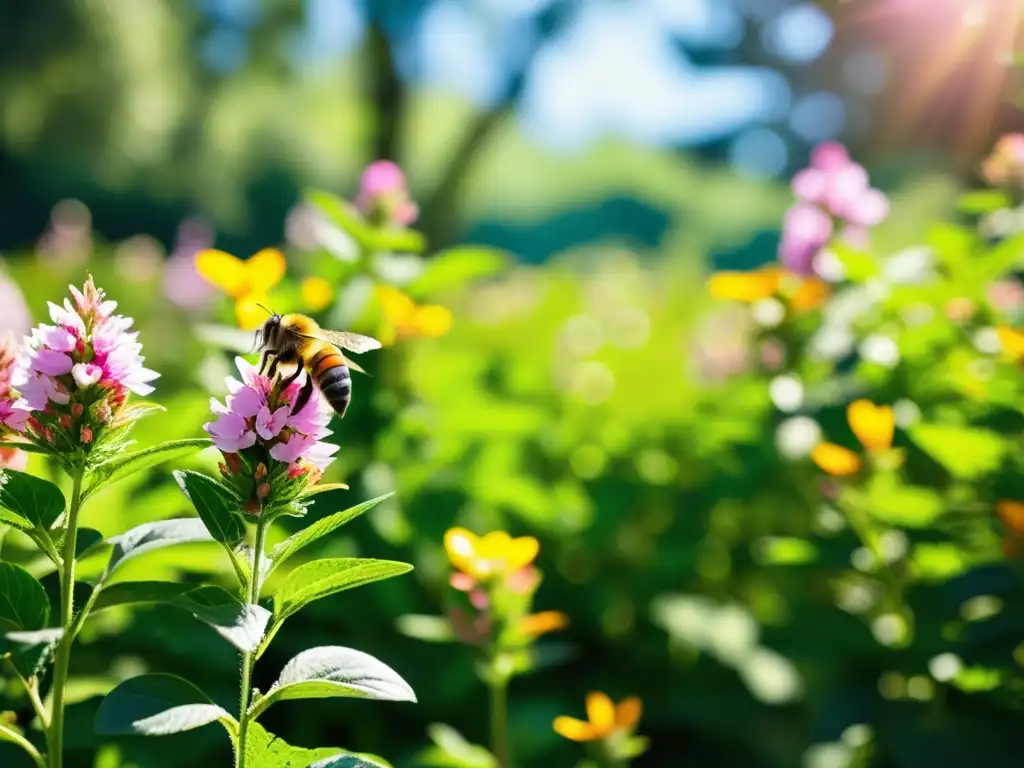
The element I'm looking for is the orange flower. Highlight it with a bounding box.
[707,266,828,314]
[195,248,286,329]
[377,285,452,344]
[997,500,1024,558]
[811,443,862,476]
[553,692,642,742]
[811,400,894,476]
[519,611,569,638]
[443,528,539,582]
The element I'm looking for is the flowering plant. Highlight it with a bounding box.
[97,350,416,766]
[0,277,210,768]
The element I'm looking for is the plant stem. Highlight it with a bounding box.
[0,723,46,768]
[236,519,267,768]
[489,675,511,768]
[47,465,84,768]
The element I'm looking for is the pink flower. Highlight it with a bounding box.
[781,142,889,274]
[13,276,159,450]
[205,357,339,512]
[355,160,419,227]
[982,133,1024,187]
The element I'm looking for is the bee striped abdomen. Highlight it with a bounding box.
[311,350,352,417]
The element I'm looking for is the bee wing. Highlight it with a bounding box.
[339,354,368,375]
[311,329,383,354]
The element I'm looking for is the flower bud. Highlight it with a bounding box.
[71,403,84,418]
[256,482,271,500]
[224,452,242,474]
[255,463,268,481]
[80,426,93,444]
[59,414,71,429]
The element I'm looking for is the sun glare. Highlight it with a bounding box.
[838,0,1024,154]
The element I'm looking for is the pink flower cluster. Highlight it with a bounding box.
[12,277,158,449]
[982,133,1024,188]
[205,358,338,510]
[355,160,419,227]
[781,142,890,275]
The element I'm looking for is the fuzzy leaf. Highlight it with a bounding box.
[310,755,393,768]
[102,519,214,582]
[270,494,392,569]
[95,674,233,736]
[301,483,351,498]
[174,470,245,546]
[0,562,49,633]
[272,558,412,626]
[243,721,338,767]
[250,646,415,718]
[83,438,213,499]
[0,469,65,530]
[93,582,270,652]
[74,527,106,558]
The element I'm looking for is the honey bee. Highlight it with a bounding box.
[254,313,381,418]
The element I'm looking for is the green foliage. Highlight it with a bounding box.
[95,674,234,736]
[174,470,246,546]
[0,562,49,633]
[0,470,65,531]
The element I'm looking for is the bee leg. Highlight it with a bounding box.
[266,356,280,380]
[292,374,315,415]
[258,349,273,375]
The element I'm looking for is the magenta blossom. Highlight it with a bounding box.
[355,160,419,227]
[12,277,158,452]
[782,141,889,275]
[205,357,339,513]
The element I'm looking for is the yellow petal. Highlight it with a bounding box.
[996,326,1024,361]
[553,716,602,742]
[997,500,1024,534]
[811,442,863,477]
[505,536,540,572]
[478,531,513,561]
[847,400,894,453]
[377,285,416,326]
[245,248,287,294]
[585,692,616,732]
[789,277,830,313]
[444,528,480,575]
[707,267,784,302]
[520,611,569,638]
[195,249,248,297]
[615,697,643,730]
[236,295,271,331]
[413,304,453,338]
[301,277,334,312]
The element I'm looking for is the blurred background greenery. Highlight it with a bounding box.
[1,1,1024,766]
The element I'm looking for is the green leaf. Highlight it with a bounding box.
[272,558,413,627]
[367,227,426,255]
[270,494,392,569]
[3,627,64,677]
[174,470,245,547]
[83,438,213,500]
[243,721,338,768]
[311,755,393,768]
[0,441,53,456]
[250,646,415,719]
[867,475,944,527]
[396,614,456,643]
[421,724,496,768]
[102,519,214,582]
[911,424,1007,480]
[408,246,508,295]
[301,483,351,498]
[93,582,270,652]
[0,562,49,632]
[95,674,234,736]
[957,189,1011,213]
[74,527,106,559]
[0,469,65,530]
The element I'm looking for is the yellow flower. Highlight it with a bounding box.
[847,400,894,453]
[708,265,830,315]
[443,528,539,581]
[811,400,895,476]
[377,285,453,343]
[519,611,569,638]
[195,248,286,329]
[553,692,642,743]
[996,326,1024,362]
[301,276,334,312]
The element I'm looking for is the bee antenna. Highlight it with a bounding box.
[256,303,275,317]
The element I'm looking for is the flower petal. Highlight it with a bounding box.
[245,248,286,294]
[553,716,602,742]
[194,249,248,297]
[847,399,894,453]
[997,500,1024,534]
[707,268,784,302]
[585,692,616,731]
[615,697,643,730]
[444,528,480,574]
[520,611,569,638]
[236,294,271,331]
[811,442,862,477]
[996,326,1024,361]
[505,536,540,572]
